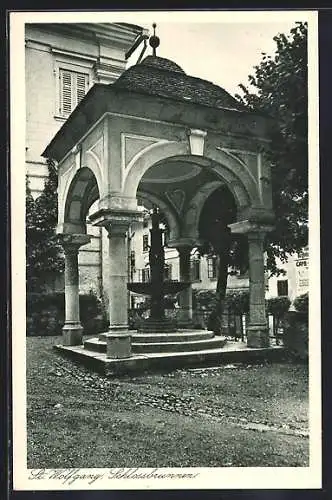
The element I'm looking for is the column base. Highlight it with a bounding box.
[104,331,132,359]
[176,308,193,328]
[62,323,83,346]
[246,325,270,348]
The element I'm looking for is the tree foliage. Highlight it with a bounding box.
[197,22,308,327]
[26,160,64,291]
[236,21,308,274]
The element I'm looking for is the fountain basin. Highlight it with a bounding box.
[127,281,190,296]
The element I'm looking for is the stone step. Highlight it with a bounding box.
[98,330,214,344]
[138,326,177,333]
[137,318,177,333]
[132,337,227,354]
[131,331,214,343]
[84,335,226,354]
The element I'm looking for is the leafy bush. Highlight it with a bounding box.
[283,311,308,361]
[26,291,107,336]
[293,292,308,314]
[192,289,216,312]
[26,163,64,293]
[266,296,291,342]
[227,290,249,315]
[266,296,291,317]
[283,293,308,361]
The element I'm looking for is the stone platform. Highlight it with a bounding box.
[93,329,225,354]
[54,330,285,377]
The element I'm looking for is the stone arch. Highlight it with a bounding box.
[61,167,100,234]
[122,140,259,210]
[184,181,226,241]
[58,152,103,230]
[137,190,180,241]
[123,140,189,197]
[204,146,260,207]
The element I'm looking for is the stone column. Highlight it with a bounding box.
[247,231,269,348]
[60,234,91,346]
[177,246,193,325]
[228,220,273,349]
[88,203,144,358]
[102,223,132,359]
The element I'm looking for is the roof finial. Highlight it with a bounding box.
[149,22,160,57]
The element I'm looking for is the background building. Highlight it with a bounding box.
[25,22,147,296]
[128,220,308,309]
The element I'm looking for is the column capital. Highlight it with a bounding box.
[228,220,274,235]
[168,237,196,250]
[58,233,91,251]
[105,222,130,238]
[89,207,143,231]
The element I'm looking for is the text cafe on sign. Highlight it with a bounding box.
[295,248,309,294]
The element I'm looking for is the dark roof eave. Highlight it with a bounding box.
[43,84,272,161]
[41,83,108,159]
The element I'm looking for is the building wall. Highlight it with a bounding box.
[25,22,145,295]
[266,247,309,303]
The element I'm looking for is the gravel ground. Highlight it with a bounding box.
[27,335,309,468]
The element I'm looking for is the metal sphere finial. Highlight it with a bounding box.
[149,22,160,56]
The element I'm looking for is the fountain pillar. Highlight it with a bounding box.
[247,230,270,348]
[101,222,132,358]
[229,221,274,348]
[59,234,91,346]
[177,246,193,325]
[105,222,130,333]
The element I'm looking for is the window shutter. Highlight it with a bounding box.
[76,72,88,105]
[60,70,73,116]
[59,69,89,117]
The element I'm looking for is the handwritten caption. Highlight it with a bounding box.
[28,468,200,485]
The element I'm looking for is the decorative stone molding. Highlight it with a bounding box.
[228,220,274,235]
[121,133,164,171]
[167,237,197,249]
[188,128,207,156]
[86,137,103,170]
[93,59,126,84]
[58,233,91,248]
[165,189,186,214]
[89,207,144,229]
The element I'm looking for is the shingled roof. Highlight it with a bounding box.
[112,55,246,112]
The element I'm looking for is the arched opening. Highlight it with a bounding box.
[64,167,100,232]
[197,185,249,334]
[61,167,104,298]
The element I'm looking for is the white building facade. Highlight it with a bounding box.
[25,22,147,296]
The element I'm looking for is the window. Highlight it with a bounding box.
[277,280,288,296]
[164,263,172,281]
[143,234,149,252]
[207,256,218,279]
[191,258,201,281]
[265,273,269,292]
[142,268,150,283]
[129,251,136,281]
[59,69,89,117]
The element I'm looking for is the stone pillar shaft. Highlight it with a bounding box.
[59,234,91,346]
[177,246,193,324]
[64,246,80,323]
[107,225,129,332]
[247,232,269,347]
